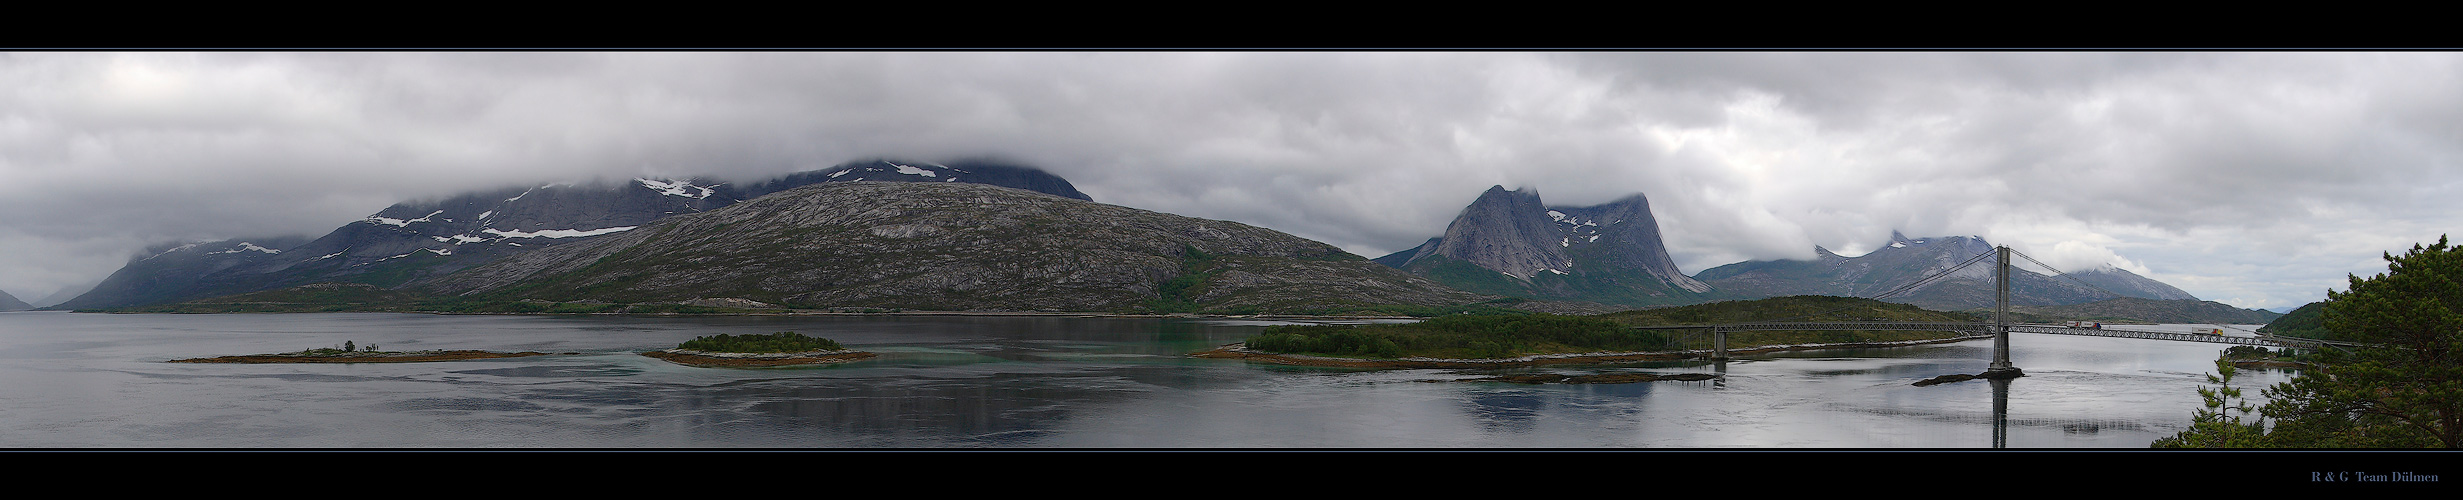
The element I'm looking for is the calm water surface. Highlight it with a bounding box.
[0,311,2289,448]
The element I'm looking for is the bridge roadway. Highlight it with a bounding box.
[1633,321,2359,359]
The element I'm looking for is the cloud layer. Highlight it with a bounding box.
[4,52,2454,310]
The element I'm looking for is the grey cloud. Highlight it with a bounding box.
[3,52,2458,310]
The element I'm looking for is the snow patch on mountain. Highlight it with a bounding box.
[889,162,938,178]
[143,243,202,261]
[366,210,445,227]
[637,178,717,199]
[207,242,283,255]
[481,226,638,239]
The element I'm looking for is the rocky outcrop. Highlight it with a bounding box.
[425,182,1489,313]
[1411,186,1570,280]
[1379,186,1711,307]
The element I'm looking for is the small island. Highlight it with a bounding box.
[1196,301,1989,382]
[171,341,551,363]
[640,331,875,368]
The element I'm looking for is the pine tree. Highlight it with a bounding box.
[2258,235,2462,448]
[2153,356,2269,448]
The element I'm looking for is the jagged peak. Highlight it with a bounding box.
[1476,185,1539,201]
[1603,192,1651,206]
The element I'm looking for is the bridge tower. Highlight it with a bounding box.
[1984,245,2024,378]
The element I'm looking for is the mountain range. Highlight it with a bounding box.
[1694,231,2197,311]
[55,159,1090,310]
[424,181,1485,312]
[1373,187,2204,314]
[60,158,2218,318]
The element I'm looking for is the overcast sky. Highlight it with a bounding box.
[2,52,2454,310]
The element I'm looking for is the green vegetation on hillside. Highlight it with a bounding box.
[95,283,430,313]
[1280,298,1537,318]
[2256,301,2329,340]
[1245,313,1667,359]
[1146,245,1220,313]
[676,332,845,353]
[1404,253,1712,308]
[1405,254,1537,298]
[1598,295,1984,350]
[1599,295,1977,324]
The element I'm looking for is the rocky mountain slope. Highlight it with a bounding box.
[1373,186,1711,308]
[58,159,1091,310]
[425,182,1489,313]
[50,236,312,310]
[0,289,31,311]
[1694,232,2198,311]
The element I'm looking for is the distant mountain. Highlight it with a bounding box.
[425,181,1488,313]
[0,289,31,311]
[52,236,313,310]
[1694,231,2197,311]
[1375,186,1711,307]
[59,159,1094,310]
[740,159,1092,201]
[29,282,95,308]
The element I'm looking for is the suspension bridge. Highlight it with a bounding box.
[1641,246,2366,371]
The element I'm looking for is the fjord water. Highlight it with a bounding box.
[0,311,2286,448]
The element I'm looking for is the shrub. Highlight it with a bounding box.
[676,332,845,353]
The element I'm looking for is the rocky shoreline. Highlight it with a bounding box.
[640,348,877,368]
[169,350,553,363]
[2231,359,2311,369]
[1190,334,1992,370]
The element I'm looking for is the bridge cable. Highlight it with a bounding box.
[1750,249,1998,324]
[1866,250,1999,302]
[2006,248,2271,337]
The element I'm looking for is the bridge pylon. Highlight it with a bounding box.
[1983,245,2024,378]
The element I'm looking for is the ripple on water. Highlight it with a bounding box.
[447,365,645,378]
[383,397,551,414]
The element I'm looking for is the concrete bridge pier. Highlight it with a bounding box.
[1982,245,2025,379]
[1712,326,1730,360]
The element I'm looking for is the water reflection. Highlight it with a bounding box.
[0,312,2271,448]
[1992,377,2010,449]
